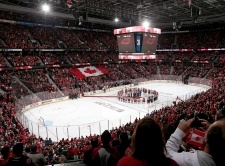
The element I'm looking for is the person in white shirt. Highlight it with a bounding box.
[27,144,46,166]
[166,118,225,166]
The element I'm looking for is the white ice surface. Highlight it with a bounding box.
[23,82,209,141]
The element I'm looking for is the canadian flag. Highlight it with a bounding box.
[184,129,205,148]
[69,66,108,79]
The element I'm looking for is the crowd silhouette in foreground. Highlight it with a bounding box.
[1,113,225,166]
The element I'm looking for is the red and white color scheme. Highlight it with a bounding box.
[114,26,161,35]
[119,53,156,60]
[69,66,108,79]
[157,48,225,52]
[184,129,205,148]
[117,88,158,104]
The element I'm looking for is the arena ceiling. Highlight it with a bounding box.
[1,0,225,28]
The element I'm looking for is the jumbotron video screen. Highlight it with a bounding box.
[141,33,158,54]
[116,33,136,53]
[116,33,158,54]
[114,26,161,60]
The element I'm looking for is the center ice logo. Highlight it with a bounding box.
[94,102,124,112]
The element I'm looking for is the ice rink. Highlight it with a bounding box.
[23,82,209,141]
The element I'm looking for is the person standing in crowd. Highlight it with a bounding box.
[58,154,67,163]
[0,146,10,166]
[27,144,46,166]
[44,138,49,147]
[117,132,130,158]
[215,104,225,121]
[117,117,179,166]
[91,130,120,166]
[83,137,98,166]
[6,142,34,166]
[166,118,225,166]
[162,124,175,143]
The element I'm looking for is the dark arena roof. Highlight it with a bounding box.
[1,0,225,29]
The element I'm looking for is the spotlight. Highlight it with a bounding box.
[42,4,50,12]
[115,18,119,22]
[142,21,150,27]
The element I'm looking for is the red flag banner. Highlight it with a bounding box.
[184,129,205,148]
[69,66,108,79]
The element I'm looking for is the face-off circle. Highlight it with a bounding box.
[117,87,158,104]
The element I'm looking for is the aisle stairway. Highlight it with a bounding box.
[13,76,34,95]
[2,56,12,67]
[180,67,189,76]
[170,66,174,75]
[45,73,64,96]
[204,68,213,78]
[157,66,162,79]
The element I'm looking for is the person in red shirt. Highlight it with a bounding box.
[73,144,79,160]
[67,146,74,157]
[83,137,98,166]
[117,117,178,166]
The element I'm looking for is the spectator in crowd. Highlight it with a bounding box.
[44,138,49,147]
[83,137,98,166]
[166,118,225,166]
[27,144,46,166]
[48,138,53,145]
[117,132,129,158]
[162,124,175,143]
[0,146,10,166]
[24,146,31,155]
[6,142,34,166]
[91,130,120,166]
[216,103,225,121]
[58,154,67,164]
[117,117,179,166]
[112,139,120,149]
[72,144,79,160]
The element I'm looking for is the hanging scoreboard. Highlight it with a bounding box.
[114,26,161,60]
